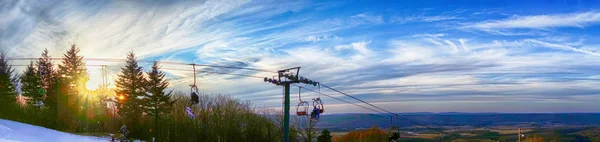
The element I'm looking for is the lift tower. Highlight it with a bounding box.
[264,67,318,142]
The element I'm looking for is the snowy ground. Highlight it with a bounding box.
[0,119,108,142]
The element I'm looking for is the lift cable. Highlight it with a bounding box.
[7,58,277,73]
[291,84,387,115]
[318,84,446,134]
[160,68,269,79]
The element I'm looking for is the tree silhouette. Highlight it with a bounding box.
[20,61,43,105]
[36,48,55,91]
[58,45,88,95]
[56,45,89,131]
[0,52,16,103]
[317,129,333,142]
[143,61,174,140]
[114,51,147,138]
[37,48,60,128]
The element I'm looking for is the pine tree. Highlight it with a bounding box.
[37,48,60,124]
[56,45,89,131]
[0,52,17,103]
[144,61,174,116]
[114,51,147,127]
[58,45,88,95]
[317,129,333,142]
[20,61,43,105]
[36,48,55,93]
[144,61,174,140]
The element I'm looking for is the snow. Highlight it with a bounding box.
[0,119,106,142]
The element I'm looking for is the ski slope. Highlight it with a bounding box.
[0,119,106,142]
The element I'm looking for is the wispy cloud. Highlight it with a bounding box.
[391,15,461,23]
[463,12,600,32]
[390,9,465,24]
[524,39,600,56]
[303,35,341,42]
[333,41,372,60]
[350,13,384,25]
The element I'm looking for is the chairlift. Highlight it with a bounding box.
[296,87,310,116]
[189,84,199,105]
[310,97,324,120]
[312,98,324,113]
[389,116,400,141]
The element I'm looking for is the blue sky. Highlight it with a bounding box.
[1,0,600,113]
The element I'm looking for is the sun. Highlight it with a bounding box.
[86,81,99,90]
[85,66,110,91]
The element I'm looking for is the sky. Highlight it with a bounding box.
[1,0,600,113]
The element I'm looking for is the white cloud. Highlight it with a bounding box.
[334,41,371,55]
[2,0,252,59]
[391,15,460,23]
[333,41,372,61]
[463,12,600,31]
[303,35,340,42]
[524,39,600,56]
[350,13,384,25]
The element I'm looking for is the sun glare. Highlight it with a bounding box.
[84,66,109,91]
[86,81,99,90]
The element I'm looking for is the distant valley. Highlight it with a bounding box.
[311,113,600,132]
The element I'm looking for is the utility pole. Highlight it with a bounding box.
[264,67,318,142]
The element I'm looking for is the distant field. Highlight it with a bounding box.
[458,133,477,136]
[404,133,440,139]
[331,128,531,139]
[491,129,531,134]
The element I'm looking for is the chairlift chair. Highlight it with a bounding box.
[389,116,401,141]
[310,97,324,121]
[189,84,199,105]
[296,87,310,116]
[312,98,324,113]
[296,101,310,116]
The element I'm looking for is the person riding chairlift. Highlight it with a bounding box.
[310,98,324,121]
[190,85,200,105]
[310,106,320,121]
[186,85,200,119]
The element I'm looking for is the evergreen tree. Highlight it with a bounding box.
[114,51,147,137]
[0,52,17,103]
[56,45,89,131]
[20,61,43,105]
[36,48,55,95]
[143,61,174,140]
[57,45,88,95]
[317,129,333,142]
[37,48,60,127]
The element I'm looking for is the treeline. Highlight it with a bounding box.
[333,126,388,142]
[0,45,287,141]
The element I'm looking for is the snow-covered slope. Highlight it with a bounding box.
[0,119,105,142]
